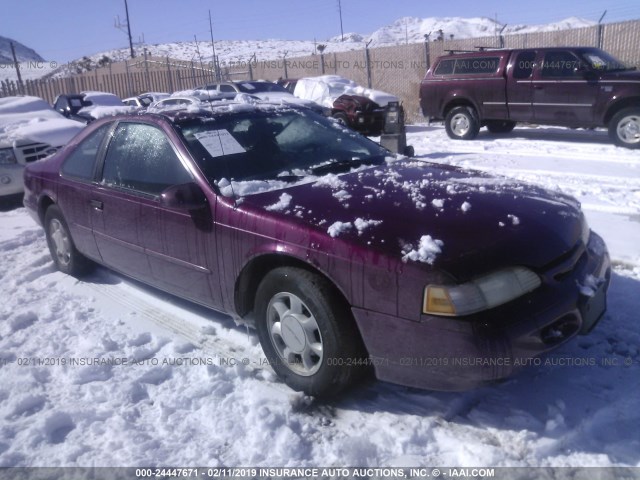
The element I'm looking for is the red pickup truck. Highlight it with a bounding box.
[419,47,640,148]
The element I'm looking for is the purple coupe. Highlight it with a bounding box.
[23,104,611,396]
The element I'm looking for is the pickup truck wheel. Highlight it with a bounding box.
[609,108,640,149]
[44,205,93,276]
[486,120,516,134]
[445,106,480,140]
[254,267,367,397]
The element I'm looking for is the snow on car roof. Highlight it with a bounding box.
[294,75,399,107]
[80,91,125,106]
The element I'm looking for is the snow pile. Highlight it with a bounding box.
[333,190,352,202]
[402,235,444,264]
[432,199,445,210]
[313,173,347,190]
[461,201,472,212]
[265,193,292,212]
[327,221,353,238]
[354,218,383,235]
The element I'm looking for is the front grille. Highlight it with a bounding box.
[15,143,56,164]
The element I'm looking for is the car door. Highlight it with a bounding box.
[533,50,598,125]
[91,121,221,306]
[506,50,536,122]
[56,122,115,262]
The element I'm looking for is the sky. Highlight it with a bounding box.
[3,0,640,62]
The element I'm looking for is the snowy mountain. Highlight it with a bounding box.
[0,35,45,64]
[365,16,596,45]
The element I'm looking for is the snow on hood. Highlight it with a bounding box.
[235,160,585,278]
[2,118,84,147]
[0,96,84,146]
[294,75,399,108]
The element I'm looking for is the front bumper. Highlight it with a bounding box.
[352,232,611,391]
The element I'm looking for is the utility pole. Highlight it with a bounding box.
[10,42,24,94]
[208,9,219,82]
[114,0,135,58]
[124,0,135,58]
[597,10,607,49]
[337,0,344,42]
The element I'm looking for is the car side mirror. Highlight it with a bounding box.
[160,182,207,210]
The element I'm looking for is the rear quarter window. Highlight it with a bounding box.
[434,59,454,75]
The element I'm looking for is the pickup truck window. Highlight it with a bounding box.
[434,59,454,75]
[541,51,581,78]
[513,51,536,79]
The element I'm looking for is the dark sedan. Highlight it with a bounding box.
[23,104,611,396]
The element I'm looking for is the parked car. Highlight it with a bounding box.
[199,81,325,114]
[420,47,640,148]
[123,92,170,107]
[147,95,205,111]
[147,92,259,113]
[0,96,84,198]
[24,104,611,396]
[291,75,401,136]
[53,91,133,123]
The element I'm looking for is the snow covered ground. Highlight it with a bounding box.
[0,125,639,468]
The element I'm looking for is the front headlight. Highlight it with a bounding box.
[423,267,541,316]
[0,148,17,165]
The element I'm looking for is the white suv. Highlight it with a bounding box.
[0,96,84,198]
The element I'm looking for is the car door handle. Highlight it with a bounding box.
[90,199,103,210]
[533,85,544,89]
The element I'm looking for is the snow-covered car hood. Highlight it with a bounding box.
[0,96,85,147]
[239,160,584,280]
[294,75,400,108]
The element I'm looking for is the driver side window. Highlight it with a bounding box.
[102,123,192,195]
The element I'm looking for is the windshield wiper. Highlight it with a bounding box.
[309,156,384,175]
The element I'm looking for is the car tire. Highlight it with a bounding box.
[254,266,367,397]
[332,112,350,127]
[445,106,480,140]
[44,205,93,276]
[609,107,640,149]
[486,120,516,134]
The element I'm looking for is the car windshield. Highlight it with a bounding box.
[175,108,388,192]
[236,82,290,94]
[578,48,633,72]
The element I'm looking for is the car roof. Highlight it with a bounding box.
[438,46,603,58]
[93,100,305,127]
